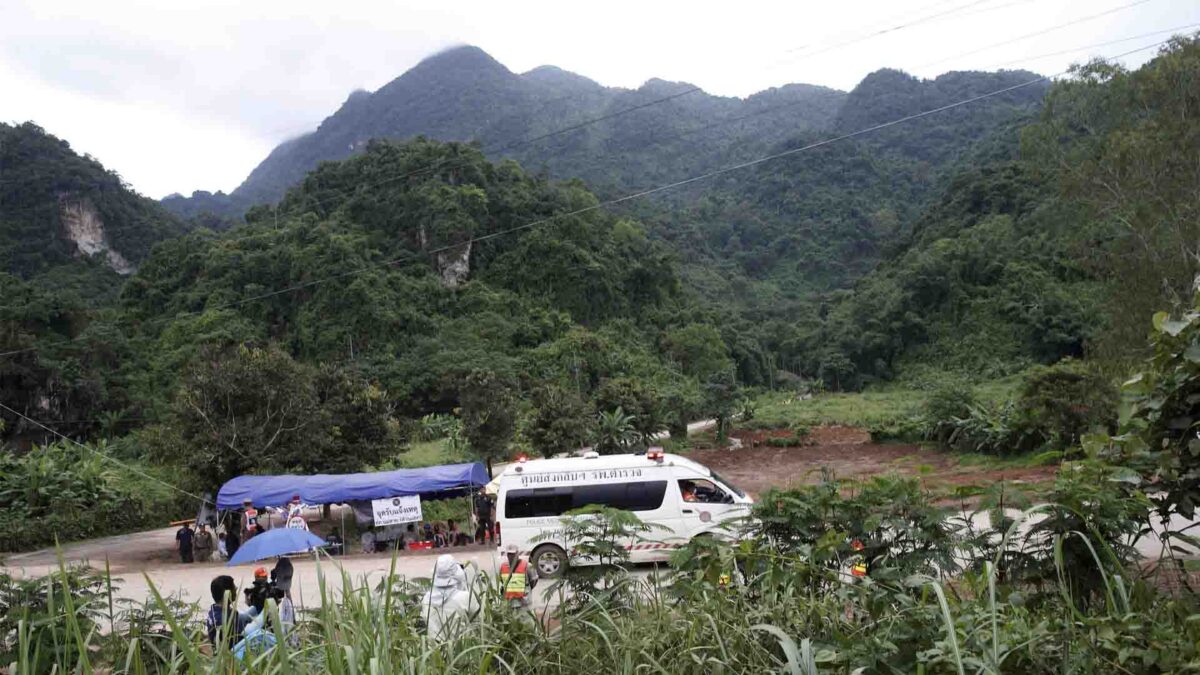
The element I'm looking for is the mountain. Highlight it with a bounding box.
[162,45,846,220]
[160,48,1047,304]
[773,37,1200,387]
[642,67,1048,301]
[0,122,187,444]
[1,122,185,283]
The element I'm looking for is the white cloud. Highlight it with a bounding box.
[2,0,1195,198]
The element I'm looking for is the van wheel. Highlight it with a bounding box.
[531,544,568,579]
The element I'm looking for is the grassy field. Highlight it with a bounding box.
[747,378,1022,441]
[395,438,458,468]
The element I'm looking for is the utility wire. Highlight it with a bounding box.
[0,39,1171,361]
[987,23,1200,68]
[0,400,213,504]
[914,0,1155,70]
[773,0,995,65]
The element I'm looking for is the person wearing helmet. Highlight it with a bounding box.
[233,568,280,660]
[421,554,471,639]
[499,543,538,607]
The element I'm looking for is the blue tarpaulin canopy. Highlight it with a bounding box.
[216,462,489,509]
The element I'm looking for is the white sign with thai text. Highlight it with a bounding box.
[372,495,422,526]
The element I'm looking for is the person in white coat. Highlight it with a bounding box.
[421,554,472,639]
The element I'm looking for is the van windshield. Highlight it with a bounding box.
[709,471,746,498]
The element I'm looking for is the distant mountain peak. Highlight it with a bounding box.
[412,44,510,75]
[521,65,604,90]
[638,77,699,96]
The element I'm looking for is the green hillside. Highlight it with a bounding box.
[2,36,1198,523]
[1,122,183,280]
[783,36,1200,387]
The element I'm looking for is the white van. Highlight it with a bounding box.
[495,449,753,578]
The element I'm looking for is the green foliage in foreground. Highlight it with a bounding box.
[1089,294,1200,527]
[2,462,1191,674]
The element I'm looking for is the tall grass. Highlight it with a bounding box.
[6,503,1200,673]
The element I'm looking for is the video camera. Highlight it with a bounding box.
[243,577,286,612]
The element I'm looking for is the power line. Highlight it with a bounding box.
[987,23,1200,68]
[773,0,995,66]
[0,39,1171,362]
[913,0,1155,70]
[0,400,212,504]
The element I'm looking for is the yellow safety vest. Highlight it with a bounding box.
[500,560,528,599]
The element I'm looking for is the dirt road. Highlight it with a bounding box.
[2,532,570,612]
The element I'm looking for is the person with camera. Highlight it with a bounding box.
[233,567,294,660]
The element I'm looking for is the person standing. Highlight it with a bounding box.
[175,522,195,564]
[474,490,494,544]
[421,554,471,639]
[194,523,215,562]
[499,543,537,607]
[285,494,308,531]
[270,557,298,645]
[241,499,259,542]
[225,522,241,560]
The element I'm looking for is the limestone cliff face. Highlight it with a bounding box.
[60,198,134,274]
[436,241,472,288]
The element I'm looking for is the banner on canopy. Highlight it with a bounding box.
[372,495,422,526]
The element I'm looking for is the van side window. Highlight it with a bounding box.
[505,481,667,518]
[679,479,731,504]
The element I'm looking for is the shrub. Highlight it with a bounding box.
[0,441,177,552]
[941,400,1041,455]
[1014,359,1118,452]
[1089,296,1200,527]
[866,414,925,442]
[922,380,977,446]
[751,474,963,582]
[932,362,1118,456]
[763,433,811,448]
[412,413,461,442]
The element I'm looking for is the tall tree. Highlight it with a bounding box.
[459,369,517,477]
[170,344,319,488]
[526,385,593,459]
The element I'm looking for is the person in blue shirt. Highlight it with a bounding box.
[205,575,250,649]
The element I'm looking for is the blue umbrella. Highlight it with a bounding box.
[227,528,326,566]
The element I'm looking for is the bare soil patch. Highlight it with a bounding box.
[690,425,1056,499]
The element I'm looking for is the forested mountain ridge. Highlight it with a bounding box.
[0,122,187,445]
[5,139,741,471]
[641,66,1048,303]
[1,122,185,281]
[780,37,1200,387]
[159,45,1051,324]
[162,45,848,219]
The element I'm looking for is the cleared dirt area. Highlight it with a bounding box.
[690,425,1057,498]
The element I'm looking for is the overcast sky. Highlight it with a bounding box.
[2,0,1196,199]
